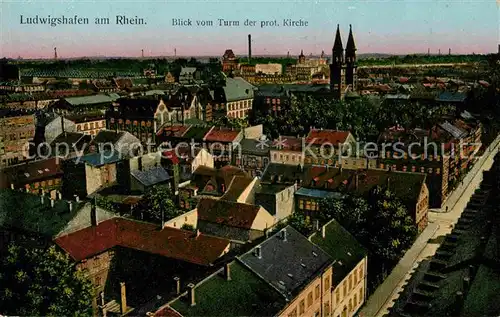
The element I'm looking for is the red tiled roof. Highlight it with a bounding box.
[306,129,351,146]
[154,305,183,317]
[162,149,180,165]
[156,124,191,137]
[55,218,230,266]
[197,198,261,229]
[221,175,254,201]
[272,136,303,151]
[204,127,241,143]
[1,157,63,188]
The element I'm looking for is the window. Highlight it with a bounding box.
[307,291,313,307]
[354,293,358,307]
[343,283,347,298]
[359,287,363,302]
[354,271,358,285]
[299,299,305,314]
[349,299,352,312]
[298,199,304,209]
[335,289,340,304]
[325,276,331,292]
[305,200,311,210]
[315,284,320,300]
[288,307,298,317]
[324,302,330,316]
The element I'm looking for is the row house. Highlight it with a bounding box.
[0,113,35,167]
[50,93,120,114]
[224,77,255,119]
[163,224,367,317]
[304,129,357,166]
[67,113,107,137]
[300,165,429,232]
[0,157,63,194]
[270,135,305,165]
[203,127,243,168]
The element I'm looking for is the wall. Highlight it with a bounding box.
[279,266,333,317]
[75,120,106,137]
[243,125,263,140]
[191,149,214,173]
[163,209,198,229]
[270,150,304,165]
[275,185,296,221]
[236,177,259,204]
[255,64,283,75]
[250,207,276,231]
[85,164,103,195]
[331,257,367,317]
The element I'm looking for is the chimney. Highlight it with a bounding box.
[468,265,475,277]
[248,34,252,62]
[355,174,359,190]
[281,228,287,241]
[10,183,14,190]
[254,245,262,259]
[224,263,231,281]
[60,114,65,135]
[91,198,98,227]
[321,225,326,238]
[120,282,127,314]
[68,201,73,212]
[57,191,62,200]
[41,195,45,204]
[455,291,464,313]
[74,195,80,202]
[187,283,196,306]
[138,156,143,171]
[174,277,181,295]
[314,219,320,231]
[50,199,55,208]
[463,277,470,290]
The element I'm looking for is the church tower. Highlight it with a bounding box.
[330,24,345,100]
[298,49,306,64]
[345,24,357,91]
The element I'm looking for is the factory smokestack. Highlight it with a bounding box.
[54,47,58,60]
[248,34,252,62]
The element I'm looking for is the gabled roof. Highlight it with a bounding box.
[439,121,468,139]
[436,91,467,103]
[131,167,171,187]
[170,261,285,316]
[222,49,236,59]
[302,165,427,209]
[204,127,241,143]
[196,198,261,230]
[223,77,254,102]
[1,157,63,187]
[55,217,230,266]
[306,129,352,146]
[0,189,116,238]
[64,94,118,106]
[239,226,332,298]
[77,151,123,167]
[220,176,254,201]
[92,130,125,144]
[271,135,303,151]
[310,219,367,284]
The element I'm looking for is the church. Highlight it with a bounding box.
[330,24,358,100]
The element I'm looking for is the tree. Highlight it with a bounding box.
[138,185,181,222]
[366,186,417,263]
[319,195,370,237]
[0,244,94,316]
[287,212,313,236]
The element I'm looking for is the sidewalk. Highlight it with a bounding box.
[433,135,500,213]
[358,222,439,317]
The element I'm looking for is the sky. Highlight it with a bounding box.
[1,0,499,58]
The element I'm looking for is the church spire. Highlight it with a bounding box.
[346,24,356,52]
[333,24,343,53]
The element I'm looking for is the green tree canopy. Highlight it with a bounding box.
[0,244,94,316]
[137,185,182,222]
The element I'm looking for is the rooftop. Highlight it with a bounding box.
[204,127,242,143]
[170,261,285,316]
[223,77,255,102]
[55,217,230,266]
[131,167,171,187]
[196,198,261,230]
[239,226,332,299]
[306,129,352,146]
[1,157,63,187]
[310,219,367,284]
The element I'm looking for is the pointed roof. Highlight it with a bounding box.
[299,49,304,57]
[333,24,343,52]
[346,24,356,51]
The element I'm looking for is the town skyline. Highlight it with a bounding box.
[1,0,498,59]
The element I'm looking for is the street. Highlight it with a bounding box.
[360,140,500,317]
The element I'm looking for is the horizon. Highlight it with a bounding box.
[1,0,498,59]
